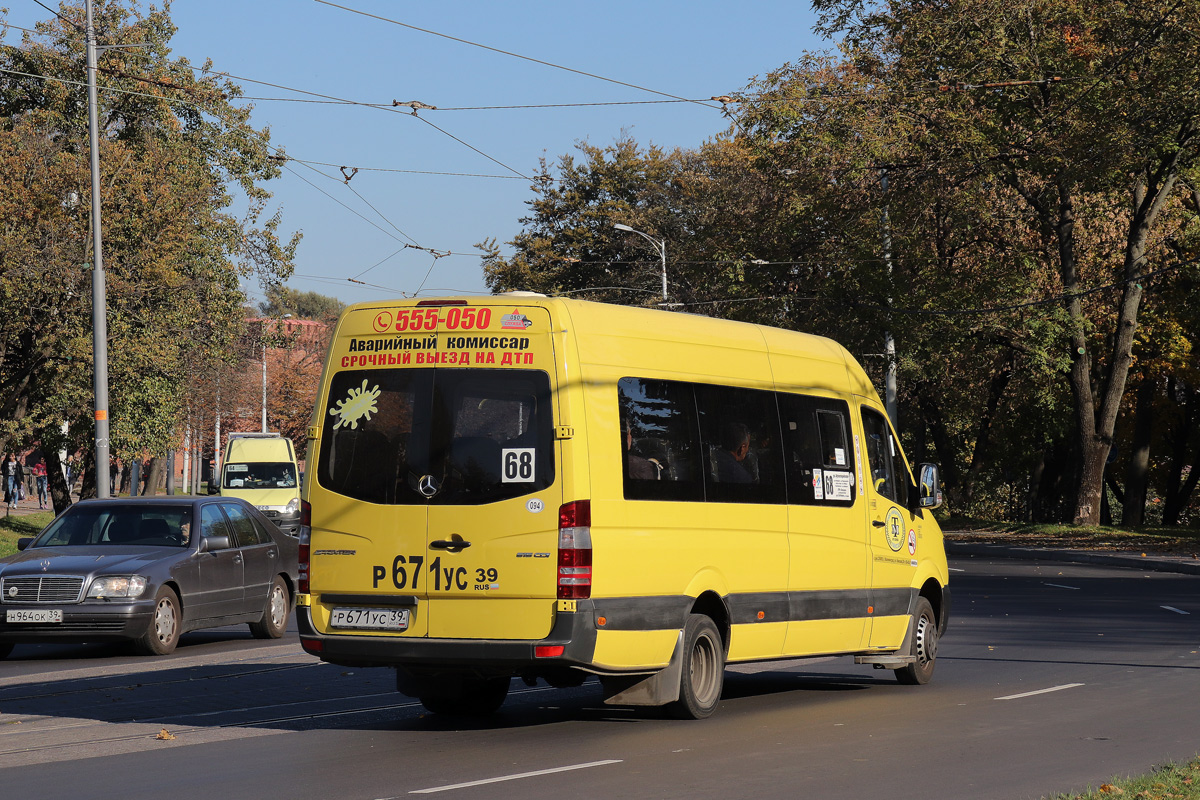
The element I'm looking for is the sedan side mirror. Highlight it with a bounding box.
[201,534,232,552]
[16,537,32,551]
[917,463,943,510]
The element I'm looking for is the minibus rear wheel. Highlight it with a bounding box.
[894,597,938,685]
[419,676,510,716]
[667,614,725,719]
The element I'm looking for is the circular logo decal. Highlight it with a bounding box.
[907,528,917,556]
[7,586,17,598]
[526,498,544,514]
[884,508,905,552]
[372,310,393,333]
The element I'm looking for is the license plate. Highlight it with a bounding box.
[6,609,63,623]
[330,607,409,631]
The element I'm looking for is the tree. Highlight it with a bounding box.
[259,285,345,322]
[754,0,1200,524]
[0,2,299,508]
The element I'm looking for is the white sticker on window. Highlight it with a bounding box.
[833,447,846,466]
[812,469,824,500]
[824,471,853,501]
[502,448,536,483]
[226,464,248,473]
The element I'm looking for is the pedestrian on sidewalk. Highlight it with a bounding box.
[3,454,21,508]
[33,459,48,509]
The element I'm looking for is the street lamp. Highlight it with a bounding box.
[613,223,668,303]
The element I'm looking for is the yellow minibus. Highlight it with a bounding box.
[297,295,949,718]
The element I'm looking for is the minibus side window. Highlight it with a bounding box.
[618,377,704,502]
[861,407,909,507]
[778,394,856,506]
[695,384,786,505]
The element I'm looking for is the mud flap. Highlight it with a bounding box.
[854,615,916,668]
[600,631,684,707]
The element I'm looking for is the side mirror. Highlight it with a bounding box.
[200,534,232,552]
[207,484,219,495]
[917,463,943,509]
[16,537,33,551]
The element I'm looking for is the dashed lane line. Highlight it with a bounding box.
[995,683,1085,701]
[405,760,624,795]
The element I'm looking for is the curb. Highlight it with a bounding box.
[946,541,1200,576]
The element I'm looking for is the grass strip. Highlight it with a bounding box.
[0,511,54,558]
[1046,758,1200,798]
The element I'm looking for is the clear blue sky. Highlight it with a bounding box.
[5,1,827,307]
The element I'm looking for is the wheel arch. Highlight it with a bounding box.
[277,572,297,607]
[161,580,184,615]
[688,591,730,652]
[918,577,948,635]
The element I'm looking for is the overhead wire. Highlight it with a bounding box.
[0,52,480,281]
[312,0,723,113]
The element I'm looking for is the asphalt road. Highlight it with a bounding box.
[0,555,1197,800]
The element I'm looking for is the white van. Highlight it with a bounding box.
[218,433,302,536]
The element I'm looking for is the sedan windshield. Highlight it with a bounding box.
[33,504,193,548]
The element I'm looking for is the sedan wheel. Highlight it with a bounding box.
[249,576,290,639]
[134,588,181,656]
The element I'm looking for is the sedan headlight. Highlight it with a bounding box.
[285,497,301,516]
[87,575,148,599]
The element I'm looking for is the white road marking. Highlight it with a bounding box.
[408,760,623,794]
[1161,606,1190,615]
[1043,583,1080,590]
[995,683,1085,701]
[948,567,965,572]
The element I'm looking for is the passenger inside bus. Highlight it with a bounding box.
[713,422,754,484]
[624,418,663,480]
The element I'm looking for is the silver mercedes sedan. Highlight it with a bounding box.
[0,497,299,658]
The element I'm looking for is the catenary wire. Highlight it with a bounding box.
[312,0,722,113]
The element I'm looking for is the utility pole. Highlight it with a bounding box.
[85,0,111,498]
[262,342,268,433]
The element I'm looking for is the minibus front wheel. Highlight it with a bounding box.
[894,597,938,685]
[667,614,725,720]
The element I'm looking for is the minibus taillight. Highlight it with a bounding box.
[298,500,311,594]
[557,500,591,600]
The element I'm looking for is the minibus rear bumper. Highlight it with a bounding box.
[296,603,598,670]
